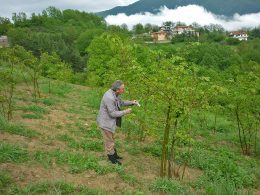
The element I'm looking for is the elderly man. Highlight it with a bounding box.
[97,80,137,165]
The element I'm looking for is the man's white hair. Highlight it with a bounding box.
[111,80,124,91]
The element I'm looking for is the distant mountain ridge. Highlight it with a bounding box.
[97,0,260,17]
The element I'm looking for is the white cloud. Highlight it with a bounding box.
[0,0,138,19]
[105,5,260,31]
[118,0,138,6]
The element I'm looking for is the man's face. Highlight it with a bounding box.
[116,84,125,95]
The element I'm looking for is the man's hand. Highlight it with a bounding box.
[132,100,138,105]
[124,108,132,114]
[132,100,140,106]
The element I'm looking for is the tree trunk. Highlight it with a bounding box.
[7,62,15,121]
[254,123,258,155]
[168,118,178,178]
[48,79,51,94]
[213,114,217,134]
[36,77,41,98]
[33,73,37,103]
[235,107,245,154]
[160,103,172,177]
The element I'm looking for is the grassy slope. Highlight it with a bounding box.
[0,80,161,194]
[0,79,259,194]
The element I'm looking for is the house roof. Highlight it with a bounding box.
[230,31,247,35]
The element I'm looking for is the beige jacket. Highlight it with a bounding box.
[97,89,133,132]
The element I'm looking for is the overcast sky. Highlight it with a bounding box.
[0,0,138,19]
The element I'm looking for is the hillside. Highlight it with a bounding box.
[0,78,259,194]
[97,0,260,17]
[0,80,161,193]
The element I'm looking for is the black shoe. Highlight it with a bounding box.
[107,154,122,165]
[114,149,123,160]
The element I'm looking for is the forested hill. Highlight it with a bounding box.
[97,0,260,17]
[2,7,108,72]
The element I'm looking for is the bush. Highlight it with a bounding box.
[226,37,240,45]
[171,34,198,43]
[189,146,256,188]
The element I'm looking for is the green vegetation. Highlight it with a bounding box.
[0,171,13,194]
[0,116,39,138]
[40,97,56,106]
[40,82,73,97]
[10,181,105,194]
[0,142,29,163]
[0,6,259,194]
[151,178,189,194]
[57,134,103,152]
[33,150,112,174]
[20,104,49,119]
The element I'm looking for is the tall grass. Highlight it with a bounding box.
[0,116,39,138]
[57,134,103,152]
[20,104,49,119]
[0,171,13,194]
[79,88,103,110]
[40,82,73,97]
[151,178,189,194]
[0,142,28,163]
[33,150,112,174]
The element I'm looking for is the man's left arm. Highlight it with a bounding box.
[119,98,136,106]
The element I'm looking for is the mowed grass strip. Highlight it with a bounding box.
[0,116,40,138]
[0,142,29,163]
[33,150,113,174]
[20,104,49,119]
[57,134,103,152]
[7,181,106,195]
[0,171,13,194]
[40,82,73,97]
